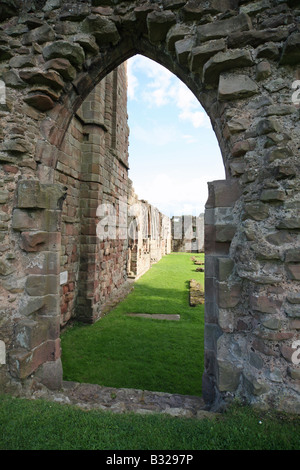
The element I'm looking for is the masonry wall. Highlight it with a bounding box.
[171,214,204,253]
[0,0,299,414]
[127,179,171,280]
[54,65,131,326]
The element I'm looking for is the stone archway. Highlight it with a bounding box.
[0,0,299,413]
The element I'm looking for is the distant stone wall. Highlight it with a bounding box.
[171,214,204,252]
[127,180,171,280]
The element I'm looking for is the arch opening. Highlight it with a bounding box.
[58,53,225,399]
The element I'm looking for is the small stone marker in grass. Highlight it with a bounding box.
[189,279,205,306]
[126,313,180,321]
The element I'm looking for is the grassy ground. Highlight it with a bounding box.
[61,253,205,396]
[0,394,299,450]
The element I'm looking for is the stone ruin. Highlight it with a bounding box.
[127,180,171,280]
[0,0,299,414]
[171,214,204,252]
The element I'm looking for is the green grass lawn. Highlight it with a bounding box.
[0,394,299,450]
[61,253,205,396]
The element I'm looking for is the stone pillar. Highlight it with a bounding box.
[202,179,242,406]
[9,179,66,389]
[75,81,107,323]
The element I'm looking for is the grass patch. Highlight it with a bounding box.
[61,253,204,396]
[0,395,299,450]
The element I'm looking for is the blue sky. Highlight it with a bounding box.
[126,55,225,218]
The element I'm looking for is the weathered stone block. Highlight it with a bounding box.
[288,367,300,381]
[43,41,85,68]
[285,303,300,318]
[197,13,252,42]
[22,24,55,45]
[16,180,66,210]
[166,24,191,51]
[280,32,300,65]
[256,117,282,135]
[189,279,205,306]
[59,2,90,21]
[175,37,195,65]
[9,339,61,380]
[277,218,300,230]
[261,317,281,330]
[249,351,264,370]
[215,224,236,243]
[0,189,9,204]
[205,300,218,324]
[260,188,285,202]
[231,139,253,158]
[206,180,242,209]
[189,39,226,73]
[15,316,60,350]
[24,93,55,111]
[256,60,271,81]
[21,294,60,316]
[203,49,254,85]
[218,74,258,101]
[266,231,295,246]
[228,28,289,49]
[218,282,242,309]
[244,201,269,221]
[286,264,300,280]
[218,359,242,392]
[226,116,250,134]
[243,372,269,396]
[25,274,59,296]
[25,251,61,275]
[204,323,222,351]
[9,54,36,69]
[240,0,271,16]
[44,58,76,81]
[265,146,293,162]
[19,70,64,91]
[254,327,294,341]
[0,258,15,276]
[12,209,44,232]
[217,257,234,281]
[34,358,63,391]
[72,34,99,55]
[81,14,120,46]
[20,231,61,254]
[147,10,176,43]
[286,293,300,304]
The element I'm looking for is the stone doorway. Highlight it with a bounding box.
[0,0,299,414]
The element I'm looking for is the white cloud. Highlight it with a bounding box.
[127,55,209,129]
[127,59,138,100]
[133,173,209,217]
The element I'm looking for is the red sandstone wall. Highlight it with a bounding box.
[55,65,130,326]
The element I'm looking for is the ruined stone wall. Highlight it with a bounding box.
[55,66,130,326]
[0,0,299,413]
[127,179,171,280]
[171,214,204,252]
